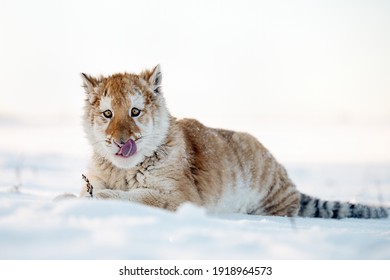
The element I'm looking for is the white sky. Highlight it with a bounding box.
[1,0,389,122]
[1,0,390,163]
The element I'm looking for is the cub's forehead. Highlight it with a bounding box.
[100,90,146,109]
[98,75,148,109]
[103,74,147,97]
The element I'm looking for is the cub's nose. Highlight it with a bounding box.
[114,137,130,147]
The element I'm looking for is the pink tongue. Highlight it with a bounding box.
[117,139,137,158]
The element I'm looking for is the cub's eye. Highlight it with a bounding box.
[131,107,141,117]
[102,110,113,119]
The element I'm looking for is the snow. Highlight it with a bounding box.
[1,119,390,260]
[1,0,389,264]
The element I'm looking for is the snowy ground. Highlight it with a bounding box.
[1,118,390,260]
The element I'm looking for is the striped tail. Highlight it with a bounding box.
[298,193,389,219]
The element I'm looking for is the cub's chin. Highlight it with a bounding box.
[107,152,145,169]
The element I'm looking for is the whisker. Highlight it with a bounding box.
[91,139,110,146]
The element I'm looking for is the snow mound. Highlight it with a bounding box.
[1,189,390,259]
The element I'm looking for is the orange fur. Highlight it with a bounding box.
[78,65,388,219]
[80,65,300,216]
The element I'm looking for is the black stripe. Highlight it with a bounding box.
[314,199,320,217]
[372,207,378,218]
[299,194,310,211]
[380,207,388,218]
[332,202,341,219]
[349,204,355,217]
[248,206,260,215]
[322,201,329,218]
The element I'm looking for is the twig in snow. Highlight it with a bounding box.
[289,217,298,232]
[12,156,24,193]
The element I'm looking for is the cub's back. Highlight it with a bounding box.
[176,118,298,214]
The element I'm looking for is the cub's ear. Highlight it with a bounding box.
[81,73,99,92]
[81,73,101,104]
[141,64,162,94]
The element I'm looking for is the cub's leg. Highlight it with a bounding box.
[94,188,184,211]
[257,165,301,217]
[260,187,300,217]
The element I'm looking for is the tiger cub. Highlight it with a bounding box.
[80,65,388,219]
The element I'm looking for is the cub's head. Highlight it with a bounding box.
[81,65,170,169]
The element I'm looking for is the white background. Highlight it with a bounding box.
[1,0,390,163]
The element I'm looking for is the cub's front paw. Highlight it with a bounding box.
[94,189,120,199]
